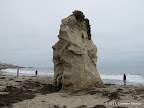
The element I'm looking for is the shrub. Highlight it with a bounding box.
[72,10,85,22]
[85,18,91,40]
[72,10,91,40]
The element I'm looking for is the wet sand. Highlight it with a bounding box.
[0,73,144,108]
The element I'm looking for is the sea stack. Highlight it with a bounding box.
[53,11,103,91]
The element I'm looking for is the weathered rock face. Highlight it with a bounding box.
[53,15,103,91]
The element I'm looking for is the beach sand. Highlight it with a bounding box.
[0,72,144,108]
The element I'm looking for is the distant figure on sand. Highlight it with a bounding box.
[123,73,126,85]
[35,70,38,77]
[17,68,19,76]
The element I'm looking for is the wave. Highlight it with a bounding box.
[1,68,144,85]
[1,68,54,76]
[100,74,144,84]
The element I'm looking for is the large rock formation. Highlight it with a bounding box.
[53,12,103,91]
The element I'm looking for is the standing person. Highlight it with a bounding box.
[123,73,126,85]
[35,70,38,77]
[17,68,19,76]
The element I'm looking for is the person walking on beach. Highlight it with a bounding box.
[17,68,19,76]
[123,73,126,85]
[35,70,38,77]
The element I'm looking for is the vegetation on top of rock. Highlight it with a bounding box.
[84,18,91,40]
[72,10,85,22]
[72,10,91,40]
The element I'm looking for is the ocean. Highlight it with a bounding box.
[1,66,144,85]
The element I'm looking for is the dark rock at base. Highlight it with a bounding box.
[108,92,120,100]
[39,84,61,94]
[53,105,60,108]
[75,105,87,108]
[92,105,107,108]
[114,106,127,108]
[0,77,6,79]
[0,80,61,108]
[0,86,35,108]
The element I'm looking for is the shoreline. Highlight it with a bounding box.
[1,70,143,86]
[0,75,144,108]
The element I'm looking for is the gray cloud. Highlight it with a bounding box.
[0,0,144,67]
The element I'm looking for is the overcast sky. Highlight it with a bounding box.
[0,0,144,67]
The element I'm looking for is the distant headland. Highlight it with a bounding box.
[0,62,27,70]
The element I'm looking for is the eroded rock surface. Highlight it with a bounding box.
[53,15,103,91]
